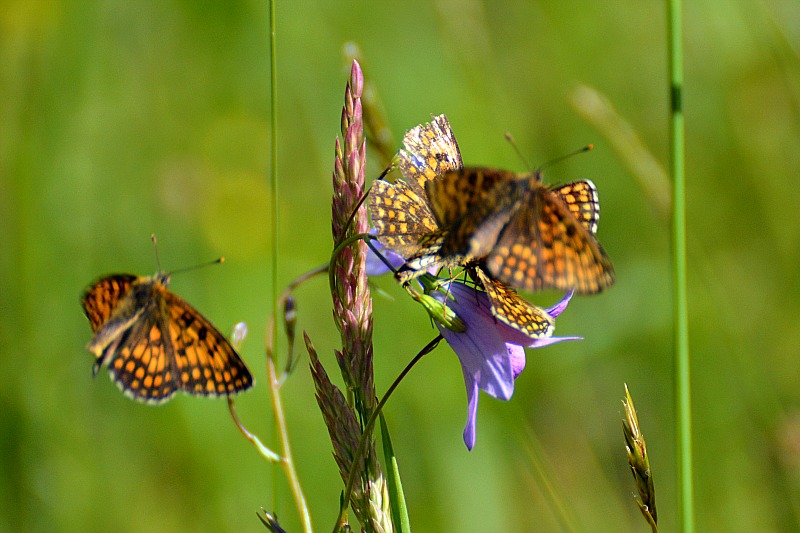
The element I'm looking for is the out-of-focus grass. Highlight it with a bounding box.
[1,1,799,532]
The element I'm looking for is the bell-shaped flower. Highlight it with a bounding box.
[431,282,580,450]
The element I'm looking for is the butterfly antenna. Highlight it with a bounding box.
[365,236,400,275]
[504,132,532,170]
[538,144,594,172]
[151,234,162,271]
[169,257,225,277]
[150,234,224,275]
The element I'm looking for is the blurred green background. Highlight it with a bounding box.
[2,1,799,531]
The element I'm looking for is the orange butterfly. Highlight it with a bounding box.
[423,167,614,294]
[373,114,614,295]
[82,271,253,404]
[370,116,556,337]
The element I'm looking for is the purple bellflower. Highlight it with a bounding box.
[431,282,580,451]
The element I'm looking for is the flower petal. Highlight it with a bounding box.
[434,285,516,401]
[508,344,526,379]
[462,373,479,451]
[439,322,515,401]
[546,290,575,318]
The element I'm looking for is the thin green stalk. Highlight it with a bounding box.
[227,398,282,463]
[266,3,312,530]
[268,0,280,522]
[267,342,313,532]
[667,0,694,530]
[260,261,318,532]
[328,232,373,295]
[332,335,442,533]
[269,0,278,312]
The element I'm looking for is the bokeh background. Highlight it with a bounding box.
[2,1,799,531]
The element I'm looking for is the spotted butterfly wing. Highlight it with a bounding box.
[471,265,554,338]
[102,292,178,403]
[83,274,138,331]
[550,180,600,235]
[424,166,613,294]
[370,114,464,274]
[399,167,513,277]
[369,179,440,258]
[424,167,514,237]
[429,169,527,260]
[164,290,253,398]
[483,182,615,294]
[396,114,463,196]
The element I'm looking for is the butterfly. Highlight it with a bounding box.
[369,115,557,337]
[82,271,253,404]
[422,168,614,294]
[383,114,614,295]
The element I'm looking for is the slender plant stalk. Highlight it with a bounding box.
[333,336,442,533]
[268,0,281,520]
[269,0,278,312]
[267,342,312,532]
[667,0,694,531]
[264,2,313,530]
[228,399,281,463]
[267,0,281,522]
[262,260,320,531]
[328,232,372,295]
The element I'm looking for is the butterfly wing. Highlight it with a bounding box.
[164,291,253,397]
[397,114,463,198]
[370,115,464,277]
[400,168,520,279]
[550,180,600,235]
[82,274,138,332]
[103,295,180,404]
[369,178,440,257]
[486,186,615,294]
[425,168,514,231]
[430,171,526,261]
[473,265,554,338]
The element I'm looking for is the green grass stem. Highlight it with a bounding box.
[269,0,279,313]
[667,0,694,530]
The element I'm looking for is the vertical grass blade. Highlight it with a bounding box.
[269,0,279,322]
[379,413,410,533]
[667,0,695,530]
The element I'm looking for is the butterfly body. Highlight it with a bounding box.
[82,272,253,404]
